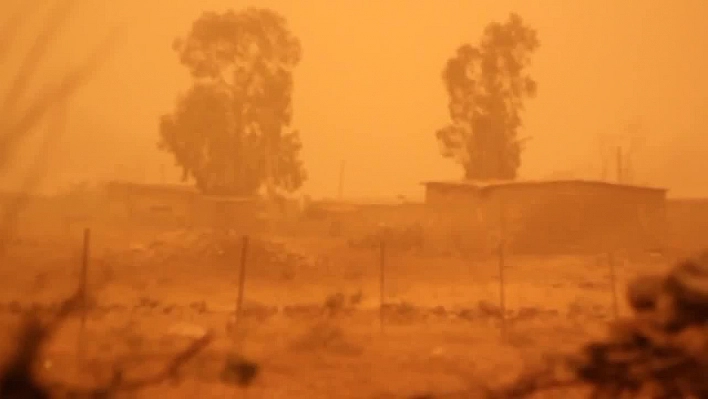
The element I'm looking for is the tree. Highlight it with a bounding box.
[159,8,306,196]
[436,13,539,180]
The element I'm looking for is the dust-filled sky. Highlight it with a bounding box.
[3,1,708,199]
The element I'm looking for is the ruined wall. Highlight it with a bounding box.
[100,183,199,227]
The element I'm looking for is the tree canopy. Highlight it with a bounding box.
[159,8,306,196]
[436,13,539,180]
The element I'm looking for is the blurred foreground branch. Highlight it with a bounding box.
[0,287,215,398]
[50,332,215,398]
[0,0,117,255]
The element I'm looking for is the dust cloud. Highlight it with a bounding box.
[2,1,708,398]
[2,1,708,198]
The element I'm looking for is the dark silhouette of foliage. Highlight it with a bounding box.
[414,251,708,399]
[159,8,306,196]
[436,13,539,180]
[0,287,221,398]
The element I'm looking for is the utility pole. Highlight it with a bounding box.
[616,146,623,184]
[337,160,345,200]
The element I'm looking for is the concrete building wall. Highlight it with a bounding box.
[423,180,667,254]
[490,182,666,253]
[667,199,708,252]
[100,182,267,231]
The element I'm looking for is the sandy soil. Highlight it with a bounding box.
[0,219,674,398]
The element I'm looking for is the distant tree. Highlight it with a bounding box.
[159,8,306,196]
[436,13,539,180]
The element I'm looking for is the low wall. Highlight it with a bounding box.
[666,198,708,252]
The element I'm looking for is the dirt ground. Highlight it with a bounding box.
[0,212,676,398]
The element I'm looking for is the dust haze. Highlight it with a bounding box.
[2,1,707,198]
[2,1,708,398]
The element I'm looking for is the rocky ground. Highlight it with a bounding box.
[0,225,677,398]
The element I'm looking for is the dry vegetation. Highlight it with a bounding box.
[1,201,704,398]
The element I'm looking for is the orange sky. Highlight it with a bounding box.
[4,0,708,199]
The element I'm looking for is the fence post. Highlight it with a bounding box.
[608,252,619,319]
[77,227,90,363]
[498,203,507,339]
[234,235,249,337]
[498,238,507,339]
[379,238,386,334]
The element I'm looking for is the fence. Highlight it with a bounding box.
[0,200,682,398]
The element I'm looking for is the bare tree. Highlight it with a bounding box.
[596,118,646,184]
[622,118,647,184]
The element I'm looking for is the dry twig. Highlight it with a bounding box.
[49,332,215,398]
[0,287,216,398]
